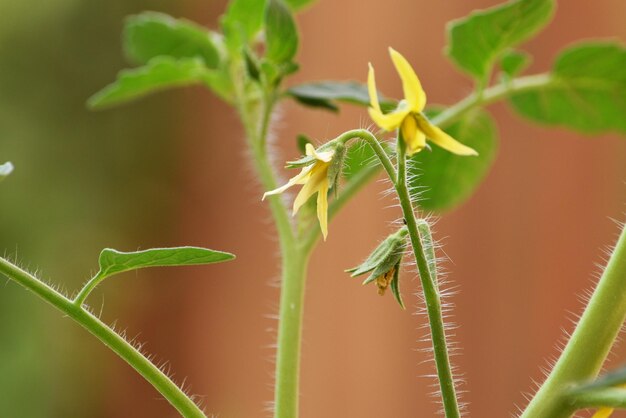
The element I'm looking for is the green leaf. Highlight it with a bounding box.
[500,49,532,77]
[343,141,378,180]
[446,0,555,80]
[287,81,394,112]
[264,0,299,63]
[124,12,221,69]
[88,57,213,109]
[509,41,626,135]
[410,108,498,212]
[296,134,311,154]
[221,0,268,49]
[97,246,235,279]
[0,162,14,181]
[284,0,316,10]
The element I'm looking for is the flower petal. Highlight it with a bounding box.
[401,116,426,156]
[316,178,329,240]
[262,166,313,200]
[389,48,427,112]
[305,143,334,163]
[367,63,381,112]
[592,408,614,418]
[415,113,479,156]
[292,163,328,214]
[368,106,409,131]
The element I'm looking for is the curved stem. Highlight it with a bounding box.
[301,129,396,253]
[0,256,206,418]
[394,136,460,418]
[73,271,105,306]
[569,388,626,410]
[521,223,626,418]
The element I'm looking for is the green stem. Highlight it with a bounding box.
[0,257,206,418]
[521,223,626,418]
[395,135,460,418]
[73,272,105,306]
[273,248,309,418]
[569,388,626,410]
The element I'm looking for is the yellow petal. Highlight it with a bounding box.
[401,116,426,156]
[262,166,313,200]
[368,106,409,131]
[316,178,329,240]
[389,47,427,112]
[367,63,381,112]
[415,113,479,156]
[305,143,334,162]
[292,163,328,214]
[592,407,614,418]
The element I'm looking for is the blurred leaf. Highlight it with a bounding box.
[88,57,214,109]
[221,0,267,49]
[410,108,498,212]
[285,0,316,10]
[124,12,221,69]
[343,142,377,180]
[509,41,626,135]
[265,0,299,63]
[446,0,555,80]
[572,365,626,393]
[97,246,235,279]
[243,48,261,81]
[0,162,14,181]
[296,134,311,154]
[287,81,394,112]
[500,49,532,77]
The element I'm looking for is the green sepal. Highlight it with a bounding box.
[326,142,346,193]
[285,140,335,168]
[389,262,405,309]
[417,219,437,287]
[347,228,408,278]
[0,162,14,181]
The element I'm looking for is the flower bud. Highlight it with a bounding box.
[346,227,408,309]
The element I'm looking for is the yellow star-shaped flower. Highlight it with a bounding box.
[263,143,334,240]
[368,48,479,157]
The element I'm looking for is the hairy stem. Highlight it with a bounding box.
[0,257,206,418]
[521,223,626,418]
[394,136,460,418]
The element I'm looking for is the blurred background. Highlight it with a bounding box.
[1,0,625,417]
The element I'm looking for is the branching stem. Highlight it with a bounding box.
[0,257,206,418]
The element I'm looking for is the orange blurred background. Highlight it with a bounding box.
[1,1,626,417]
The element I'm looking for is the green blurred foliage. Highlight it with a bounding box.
[0,0,186,416]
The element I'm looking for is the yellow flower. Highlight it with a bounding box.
[263,143,334,240]
[592,408,613,418]
[368,48,479,157]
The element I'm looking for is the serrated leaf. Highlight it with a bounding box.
[500,49,532,77]
[265,0,299,63]
[509,42,626,135]
[88,57,213,109]
[97,246,235,279]
[446,0,555,80]
[0,162,14,181]
[124,12,221,69]
[410,108,498,212]
[287,81,395,112]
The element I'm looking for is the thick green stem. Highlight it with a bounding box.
[395,136,460,418]
[521,223,626,418]
[0,257,206,418]
[273,249,309,418]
